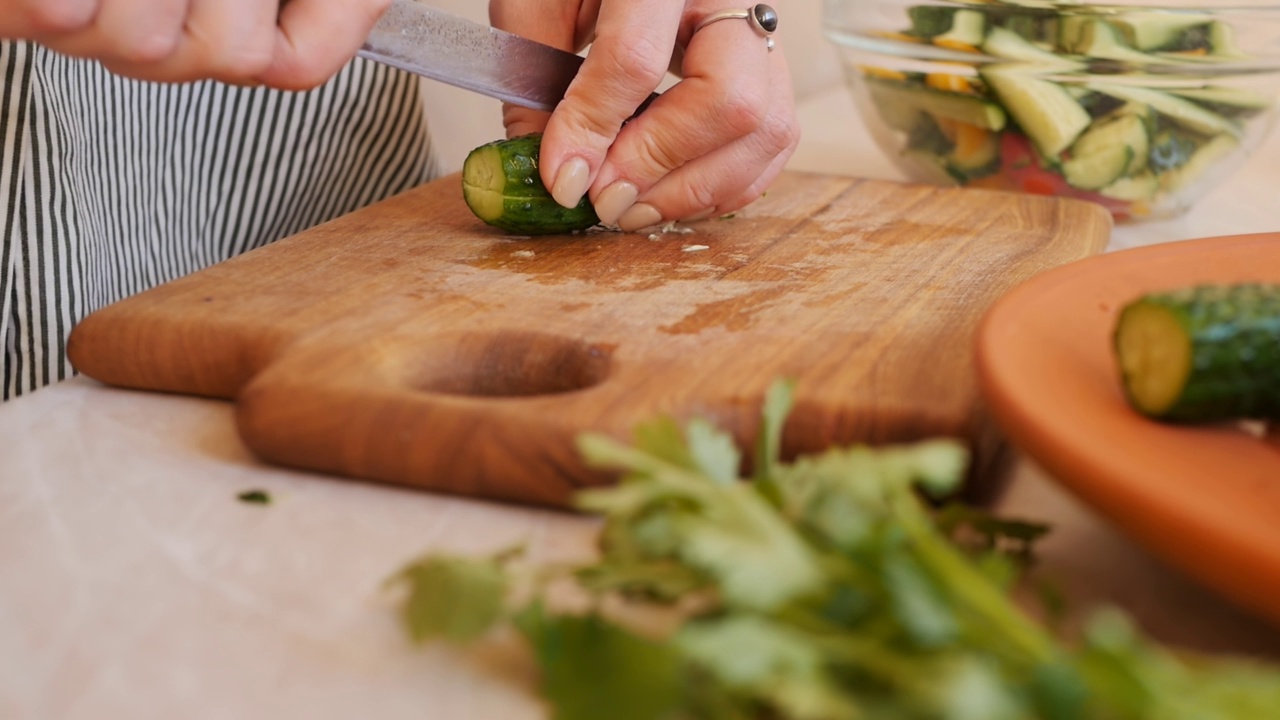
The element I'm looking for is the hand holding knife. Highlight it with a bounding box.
[2,0,797,232]
[361,0,796,232]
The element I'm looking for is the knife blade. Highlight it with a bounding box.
[358,0,584,113]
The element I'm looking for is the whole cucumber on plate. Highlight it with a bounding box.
[462,133,600,236]
[1114,283,1280,422]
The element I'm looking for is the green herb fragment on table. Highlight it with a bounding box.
[237,489,271,505]
[388,380,1280,720]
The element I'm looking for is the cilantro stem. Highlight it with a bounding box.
[894,495,1056,665]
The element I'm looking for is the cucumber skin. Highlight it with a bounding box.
[1116,284,1280,422]
[462,134,600,236]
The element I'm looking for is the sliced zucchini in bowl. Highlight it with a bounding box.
[865,77,1007,131]
[1061,112,1149,190]
[1060,18,1160,66]
[1170,86,1274,119]
[1086,83,1242,137]
[906,7,986,46]
[981,64,1091,157]
[1099,172,1159,202]
[982,26,1081,67]
[1112,12,1213,52]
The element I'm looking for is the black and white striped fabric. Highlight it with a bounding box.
[0,41,436,400]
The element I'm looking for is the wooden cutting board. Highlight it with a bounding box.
[67,171,1110,506]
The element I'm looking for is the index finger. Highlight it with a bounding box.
[537,0,682,208]
[255,0,391,90]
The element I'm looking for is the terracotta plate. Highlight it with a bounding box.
[977,232,1280,627]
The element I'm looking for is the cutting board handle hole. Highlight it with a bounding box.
[413,331,613,399]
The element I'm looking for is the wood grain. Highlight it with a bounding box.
[66,171,1111,506]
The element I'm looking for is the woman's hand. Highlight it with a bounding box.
[0,0,391,89]
[490,0,799,232]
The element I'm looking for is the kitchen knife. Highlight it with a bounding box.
[359,0,639,114]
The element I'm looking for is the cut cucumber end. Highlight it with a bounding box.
[1115,302,1193,416]
[461,143,509,223]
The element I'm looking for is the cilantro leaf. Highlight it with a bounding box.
[515,603,685,720]
[391,554,508,644]
[675,482,825,612]
[677,615,859,720]
[882,549,958,648]
[578,428,825,612]
[633,416,700,470]
[686,418,741,485]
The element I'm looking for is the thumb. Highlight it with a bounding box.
[489,1,586,139]
[502,103,552,140]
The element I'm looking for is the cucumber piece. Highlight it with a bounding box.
[866,77,1008,131]
[1208,20,1244,58]
[1170,86,1273,119]
[906,6,958,38]
[1099,172,1159,201]
[936,9,987,47]
[982,26,1081,67]
[907,7,985,45]
[461,134,600,236]
[1112,12,1212,52]
[1114,283,1280,421]
[1160,133,1240,193]
[1085,83,1241,137]
[1062,145,1131,192]
[1061,18,1160,66]
[981,64,1091,157]
[1001,13,1057,46]
[1061,112,1148,189]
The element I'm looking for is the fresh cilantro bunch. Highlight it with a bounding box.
[389,380,1280,720]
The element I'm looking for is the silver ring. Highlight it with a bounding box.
[693,4,778,52]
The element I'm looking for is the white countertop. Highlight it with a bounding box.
[4,85,1280,720]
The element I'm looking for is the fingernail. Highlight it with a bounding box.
[551,157,590,208]
[684,208,714,222]
[618,203,663,233]
[594,181,639,226]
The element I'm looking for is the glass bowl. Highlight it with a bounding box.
[823,0,1280,222]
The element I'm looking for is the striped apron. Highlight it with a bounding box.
[0,42,436,400]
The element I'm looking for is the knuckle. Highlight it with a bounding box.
[554,100,616,149]
[218,48,276,83]
[718,86,769,137]
[599,36,669,92]
[115,30,181,65]
[683,179,719,213]
[632,130,686,176]
[757,112,799,157]
[266,68,329,91]
[27,0,95,34]
[180,24,276,82]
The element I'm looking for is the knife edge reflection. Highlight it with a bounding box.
[358,0,585,113]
